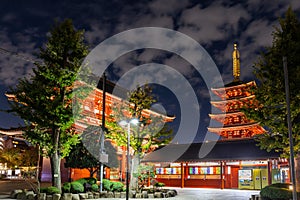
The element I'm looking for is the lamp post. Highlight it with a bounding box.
[119,119,139,200]
[283,57,297,200]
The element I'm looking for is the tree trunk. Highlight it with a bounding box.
[294,153,300,192]
[130,155,139,191]
[89,168,98,178]
[51,128,62,193]
[50,152,62,193]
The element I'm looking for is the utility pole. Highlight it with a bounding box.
[283,57,297,200]
[99,73,106,192]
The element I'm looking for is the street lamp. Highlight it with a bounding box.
[119,119,139,200]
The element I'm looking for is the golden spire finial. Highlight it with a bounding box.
[232,43,240,82]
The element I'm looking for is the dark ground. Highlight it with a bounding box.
[0,179,51,195]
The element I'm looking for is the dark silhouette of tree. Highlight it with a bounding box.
[243,8,300,191]
[65,125,119,178]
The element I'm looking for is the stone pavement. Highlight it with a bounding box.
[0,180,260,200]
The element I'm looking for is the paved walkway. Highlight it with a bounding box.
[168,187,259,199]
[0,180,260,200]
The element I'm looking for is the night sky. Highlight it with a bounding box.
[0,0,299,143]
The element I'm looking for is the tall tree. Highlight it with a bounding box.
[7,19,89,191]
[106,84,173,189]
[243,8,300,190]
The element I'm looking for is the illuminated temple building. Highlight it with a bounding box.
[0,78,174,182]
[143,44,289,189]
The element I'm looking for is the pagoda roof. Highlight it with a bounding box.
[211,95,255,104]
[209,111,244,118]
[211,81,256,99]
[208,122,265,133]
[142,139,280,163]
[212,80,256,91]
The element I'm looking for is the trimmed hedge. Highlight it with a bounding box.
[111,181,124,192]
[154,182,165,188]
[103,179,113,191]
[87,177,97,185]
[260,183,292,200]
[75,178,88,185]
[61,178,124,193]
[91,184,99,192]
[62,182,71,193]
[40,186,60,194]
[70,181,84,193]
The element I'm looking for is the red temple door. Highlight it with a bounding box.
[231,167,239,188]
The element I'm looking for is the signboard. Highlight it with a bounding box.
[238,169,253,189]
[99,153,108,163]
[238,169,252,180]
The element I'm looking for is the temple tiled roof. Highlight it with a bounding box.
[142,139,280,163]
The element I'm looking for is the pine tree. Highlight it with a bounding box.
[8,19,89,191]
[243,8,300,191]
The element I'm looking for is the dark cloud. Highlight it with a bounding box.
[0,0,299,141]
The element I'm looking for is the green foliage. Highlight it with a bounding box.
[260,183,292,200]
[0,148,22,168]
[111,181,124,192]
[0,147,39,169]
[76,177,97,185]
[40,186,60,194]
[102,179,113,191]
[91,184,99,192]
[63,179,97,193]
[62,182,71,193]
[106,84,173,158]
[86,177,97,185]
[65,126,119,173]
[8,18,89,158]
[243,8,300,157]
[133,165,155,189]
[7,19,90,190]
[47,186,61,194]
[154,182,165,188]
[70,181,84,193]
[75,178,88,185]
[270,183,291,189]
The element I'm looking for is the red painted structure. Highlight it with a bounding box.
[143,44,288,189]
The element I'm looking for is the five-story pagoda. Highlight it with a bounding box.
[208,44,265,140]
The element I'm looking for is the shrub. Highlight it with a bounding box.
[74,177,97,185]
[47,186,61,194]
[86,177,97,185]
[40,186,60,194]
[102,179,112,191]
[71,181,84,193]
[111,181,124,192]
[62,182,71,193]
[269,183,290,189]
[260,183,292,200]
[154,182,165,188]
[75,178,88,185]
[91,184,99,192]
[40,187,47,194]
